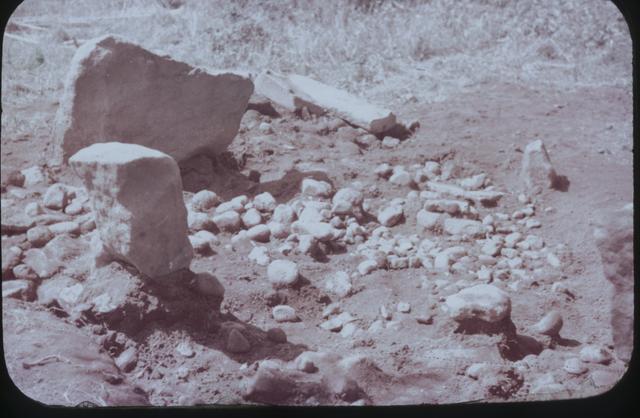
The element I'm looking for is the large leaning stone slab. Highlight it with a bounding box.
[54,35,254,166]
[70,142,193,277]
[594,203,634,363]
[255,70,396,134]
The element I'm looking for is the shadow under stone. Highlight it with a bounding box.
[552,174,570,192]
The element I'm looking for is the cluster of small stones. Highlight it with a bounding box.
[1,133,620,404]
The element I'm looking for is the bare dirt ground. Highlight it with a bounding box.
[1,0,633,407]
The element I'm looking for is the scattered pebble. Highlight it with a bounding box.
[272,305,298,322]
[563,357,588,375]
[579,345,612,365]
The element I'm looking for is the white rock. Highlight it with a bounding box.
[504,232,523,248]
[242,208,263,228]
[272,305,298,322]
[433,253,451,272]
[532,310,563,336]
[247,224,271,242]
[443,218,484,237]
[521,139,559,192]
[20,166,47,187]
[332,188,364,215]
[176,342,195,358]
[382,137,400,148]
[564,358,587,375]
[272,204,296,225]
[248,246,270,266]
[191,190,220,211]
[43,184,69,210]
[389,169,412,186]
[325,271,353,299]
[377,205,404,227]
[24,202,44,217]
[213,211,242,232]
[69,142,192,277]
[267,222,289,239]
[444,284,511,323]
[416,209,441,230]
[267,260,299,288]
[301,178,333,198]
[55,35,253,165]
[48,221,81,236]
[374,163,393,178]
[320,312,355,332]
[295,221,335,242]
[357,259,378,275]
[397,302,411,313]
[26,226,54,247]
[187,210,215,232]
[459,173,487,190]
[579,345,613,364]
[253,192,276,212]
[424,161,441,177]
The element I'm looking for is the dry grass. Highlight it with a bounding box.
[2,0,632,115]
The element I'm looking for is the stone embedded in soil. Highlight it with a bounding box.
[266,327,287,343]
[249,246,270,266]
[397,302,411,313]
[20,166,47,187]
[247,224,271,242]
[301,178,333,198]
[42,183,69,210]
[563,358,588,375]
[69,142,192,277]
[377,205,404,227]
[593,204,633,363]
[115,347,138,373]
[188,210,215,233]
[213,210,242,232]
[389,169,412,186]
[227,328,251,353]
[24,202,44,217]
[176,342,195,358]
[332,187,364,215]
[520,140,560,193]
[26,225,54,247]
[443,218,484,237]
[272,204,296,225]
[325,271,353,299]
[48,221,81,236]
[532,310,563,337]
[320,312,355,332]
[382,137,400,149]
[54,35,253,166]
[416,209,441,230]
[357,259,378,275]
[267,259,299,288]
[190,190,220,212]
[444,284,511,323]
[272,305,298,322]
[2,246,23,279]
[579,345,613,365]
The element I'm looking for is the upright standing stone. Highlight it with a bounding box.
[594,203,634,363]
[520,140,559,193]
[70,142,193,277]
[54,35,254,166]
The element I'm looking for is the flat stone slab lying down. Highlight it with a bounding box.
[70,142,193,277]
[54,35,254,166]
[255,70,397,135]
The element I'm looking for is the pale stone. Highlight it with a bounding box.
[55,35,253,165]
[43,184,69,210]
[579,345,613,364]
[520,139,559,192]
[357,259,377,275]
[325,271,353,299]
[532,310,563,336]
[253,192,276,212]
[213,211,242,232]
[267,260,299,288]
[247,224,271,242]
[241,208,262,228]
[69,142,192,277]
[416,209,441,230]
[377,205,404,227]
[191,190,220,212]
[272,204,296,225]
[248,246,270,266]
[272,305,298,322]
[389,170,412,186]
[563,358,587,375]
[48,221,81,236]
[26,226,54,247]
[444,284,511,323]
[443,218,484,237]
[301,178,333,198]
